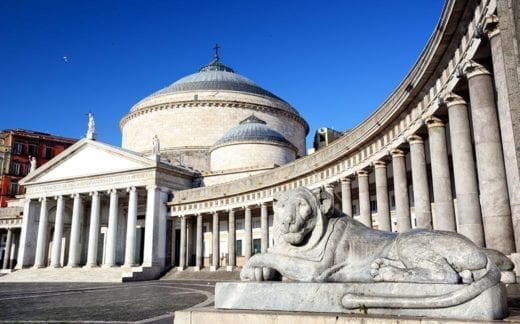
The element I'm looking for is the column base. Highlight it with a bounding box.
[65,264,82,268]
[177,266,186,272]
[210,266,219,271]
[32,265,46,269]
[123,264,138,268]
[83,264,100,269]
[226,266,237,272]
[0,269,14,273]
[50,264,63,268]
[101,264,118,268]
[193,266,201,271]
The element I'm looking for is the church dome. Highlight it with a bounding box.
[132,58,291,111]
[120,51,308,173]
[214,115,293,147]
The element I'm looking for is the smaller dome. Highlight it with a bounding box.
[214,115,293,147]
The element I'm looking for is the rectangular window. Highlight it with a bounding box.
[253,238,261,255]
[9,182,18,196]
[28,144,38,157]
[12,142,23,155]
[236,240,243,257]
[25,162,32,175]
[10,161,20,175]
[45,146,54,158]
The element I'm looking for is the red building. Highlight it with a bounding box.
[0,129,77,207]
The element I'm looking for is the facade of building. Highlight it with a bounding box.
[0,129,77,207]
[0,130,76,271]
[1,0,520,281]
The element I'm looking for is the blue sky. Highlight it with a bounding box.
[1,0,443,149]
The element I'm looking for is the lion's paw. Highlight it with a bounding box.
[240,266,275,281]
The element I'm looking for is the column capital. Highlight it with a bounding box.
[356,170,369,177]
[89,191,99,197]
[407,134,424,144]
[483,15,500,39]
[391,149,406,158]
[374,160,387,168]
[54,195,63,201]
[444,92,467,108]
[126,186,137,193]
[340,177,352,184]
[464,61,491,79]
[243,205,251,211]
[426,117,445,128]
[70,192,81,199]
[107,188,118,195]
[39,197,47,202]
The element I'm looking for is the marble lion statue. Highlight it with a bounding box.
[240,187,513,309]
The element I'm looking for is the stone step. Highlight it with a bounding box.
[0,266,145,283]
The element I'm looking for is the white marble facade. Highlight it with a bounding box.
[16,139,195,275]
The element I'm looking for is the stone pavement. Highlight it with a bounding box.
[0,281,215,323]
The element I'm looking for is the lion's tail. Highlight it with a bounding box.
[341,259,500,309]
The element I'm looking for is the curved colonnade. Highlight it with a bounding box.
[169,0,520,271]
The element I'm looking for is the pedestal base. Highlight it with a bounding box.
[215,282,508,320]
[176,307,506,324]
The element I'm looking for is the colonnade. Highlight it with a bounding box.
[17,185,167,269]
[176,203,271,271]
[1,228,19,270]
[334,23,517,255]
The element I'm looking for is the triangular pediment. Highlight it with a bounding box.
[21,139,156,184]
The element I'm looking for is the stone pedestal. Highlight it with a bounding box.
[214,282,508,321]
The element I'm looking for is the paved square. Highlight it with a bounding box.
[0,281,215,322]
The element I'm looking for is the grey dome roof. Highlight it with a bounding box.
[143,58,286,103]
[214,115,294,147]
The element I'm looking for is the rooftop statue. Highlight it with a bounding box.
[152,135,160,155]
[236,187,512,315]
[86,112,96,140]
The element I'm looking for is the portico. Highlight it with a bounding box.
[16,139,195,279]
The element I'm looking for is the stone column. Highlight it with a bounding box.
[357,170,372,227]
[227,209,236,270]
[445,94,484,246]
[427,117,456,231]
[374,161,391,231]
[408,135,432,229]
[244,206,252,261]
[179,216,187,270]
[142,186,168,269]
[486,20,520,251]
[392,149,411,232]
[340,177,353,216]
[195,213,203,270]
[17,199,38,269]
[68,193,83,267]
[86,191,101,267]
[124,187,138,267]
[33,197,48,268]
[466,61,515,254]
[260,203,268,253]
[50,195,65,267]
[104,189,119,267]
[2,228,13,269]
[211,211,219,270]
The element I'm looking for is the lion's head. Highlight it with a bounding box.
[273,187,333,246]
